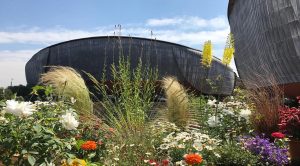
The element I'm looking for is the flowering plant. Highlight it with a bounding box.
[0,100,78,165]
[158,130,220,163]
[241,135,289,165]
[278,106,300,139]
[184,153,204,166]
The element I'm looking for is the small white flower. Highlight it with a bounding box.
[222,109,234,115]
[4,100,36,117]
[0,117,8,123]
[207,116,220,127]
[193,141,203,151]
[239,109,251,121]
[207,99,216,106]
[114,158,119,161]
[60,110,79,130]
[214,153,221,158]
[175,160,186,166]
[177,144,185,149]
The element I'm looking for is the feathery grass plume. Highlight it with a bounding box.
[40,66,93,115]
[245,70,283,136]
[222,33,235,66]
[201,40,213,68]
[162,76,189,129]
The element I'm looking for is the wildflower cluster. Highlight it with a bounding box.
[241,135,289,165]
[159,130,220,163]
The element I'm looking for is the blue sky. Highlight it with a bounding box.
[0,0,233,87]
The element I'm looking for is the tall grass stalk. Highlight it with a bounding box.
[87,55,158,138]
[162,76,189,129]
[245,72,284,135]
[40,66,93,115]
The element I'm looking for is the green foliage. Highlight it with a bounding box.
[191,95,253,141]
[0,101,77,165]
[87,56,158,137]
[210,142,260,166]
[0,87,14,101]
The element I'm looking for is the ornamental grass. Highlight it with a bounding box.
[162,76,189,129]
[244,69,283,136]
[40,66,93,115]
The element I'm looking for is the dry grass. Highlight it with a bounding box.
[162,76,189,129]
[244,72,284,136]
[40,66,93,115]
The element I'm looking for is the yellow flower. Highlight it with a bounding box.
[61,159,87,166]
[201,40,213,68]
[70,159,86,166]
[222,33,235,66]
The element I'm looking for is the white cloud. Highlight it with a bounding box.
[147,18,184,26]
[146,16,228,29]
[0,50,38,61]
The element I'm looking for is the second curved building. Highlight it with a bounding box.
[25,36,235,95]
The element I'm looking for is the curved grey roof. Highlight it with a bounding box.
[25,36,235,95]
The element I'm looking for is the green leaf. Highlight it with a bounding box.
[76,140,85,150]
[88,152,96,159]
[33,125,41,133]
[21,149,28,154]
[28,155,36,166]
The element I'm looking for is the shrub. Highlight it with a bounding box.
[0,100,78,165]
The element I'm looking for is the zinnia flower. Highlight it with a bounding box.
[271,132,285,139]
[184,153,203,165]
[81,141,97,150]
[4,100,36,117]
[60,110,79,130]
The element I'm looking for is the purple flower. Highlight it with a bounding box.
[241,135,289,165]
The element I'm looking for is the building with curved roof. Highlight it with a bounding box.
[25,36,235,95]
[228,0,300,97]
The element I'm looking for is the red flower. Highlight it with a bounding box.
[81,141,97,150]
[184,153,203,165]
[148,160,159,166]
[161,159,169,166]
[271,132,285,139]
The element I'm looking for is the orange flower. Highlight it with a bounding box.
[184,153,203,165]
[81,141,97,150]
